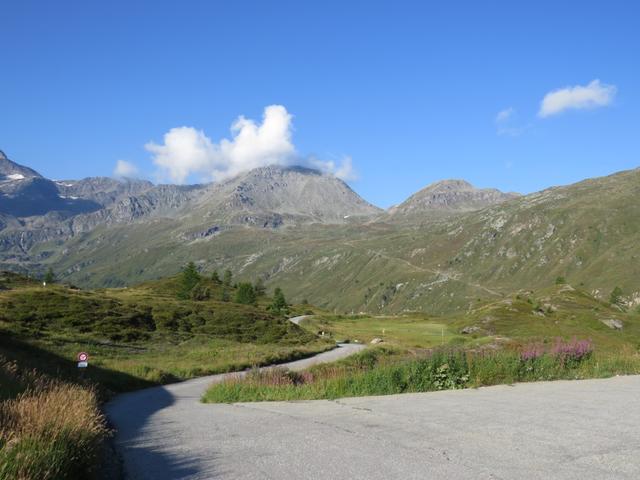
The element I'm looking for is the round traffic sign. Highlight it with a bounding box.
[77,352,89,362]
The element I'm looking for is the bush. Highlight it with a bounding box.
[190,283,211,301]
[550,337,593,365]
[609,286,624,308]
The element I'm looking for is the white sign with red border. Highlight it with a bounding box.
[77,352,89,368]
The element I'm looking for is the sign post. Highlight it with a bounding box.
[77,352,89,380]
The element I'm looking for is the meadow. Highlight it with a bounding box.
[204,285,640,403]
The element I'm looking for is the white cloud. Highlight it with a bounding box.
[539,79,616,118]
[309,155,358,181]
[113,160,140,178]
[495,107,527,136]
[145,105,355,184]
[496,107,515,123]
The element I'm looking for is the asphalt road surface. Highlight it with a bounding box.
[107,362,640,479]
[288,315,311,325]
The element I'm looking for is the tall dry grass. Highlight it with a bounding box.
[0,358,108,480]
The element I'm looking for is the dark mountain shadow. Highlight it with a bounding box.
[0,177,102,217]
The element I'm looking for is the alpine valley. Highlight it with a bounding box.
[1,149,638,315]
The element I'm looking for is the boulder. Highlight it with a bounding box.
[461,326,481,334]
[602,319,623,330]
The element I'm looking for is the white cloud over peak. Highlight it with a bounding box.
[145,105,355,183]
[539,80,616,118]
[309,155,357,181]
[113,160,140,178]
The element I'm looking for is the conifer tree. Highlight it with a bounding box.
[235,282,257,305]
[179,262,200,299]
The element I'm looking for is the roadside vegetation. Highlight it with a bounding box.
[204,284,640,403]
[0,268,327,479]
[0,357,108,480]
[203,338,640,403]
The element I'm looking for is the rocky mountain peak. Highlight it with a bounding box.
[195,164,381,225]
[422,179,475,192]
[0,151,42,180]
[389,178,519,217]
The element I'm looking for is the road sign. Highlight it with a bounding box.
[77,352,89,362]
[78,361,88,368]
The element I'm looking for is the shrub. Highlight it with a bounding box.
[609,286,624,308]
[551,337,593,365]
[190,283,211,301]
[520,342,545,362]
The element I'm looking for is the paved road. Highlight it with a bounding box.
[105,343,365,479]
[107,367,640,479]
[288,314,311,325]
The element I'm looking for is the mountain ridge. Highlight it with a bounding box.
[388,178,520,218]
[1,149,638,317]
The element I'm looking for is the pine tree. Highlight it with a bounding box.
[211,270,221,284]
[254,278,266,297]
[43,267,56,284]
[235,282,257,305]
[220,288,230,302]
[269,287,288,314]
[179,262,200,299]
[223,269,233,287]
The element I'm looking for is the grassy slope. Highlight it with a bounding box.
[299,314,463,348]
[448,284,640,353]
[0,272,330,396]
[294,285,640,354]
[40,168,640,316]
[204,286,640,403]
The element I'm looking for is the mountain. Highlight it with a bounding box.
[0,152,381,268]
[0,151,102,217]
[0,150,41,180]
[181,165,382,229]
[1,149,637,317]
[388,179,519,219]
[47,166,638,315]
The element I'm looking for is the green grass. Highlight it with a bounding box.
[0,271,331,396]
[448,285,640,353]
[297,285,640,355]
[298,313,463,348]
[203,343,640,403]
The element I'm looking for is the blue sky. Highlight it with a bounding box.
[2,1,639,208]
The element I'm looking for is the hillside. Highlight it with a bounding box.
[35,167,638,316]
[0,271,328,394]
[1,149,639,316]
